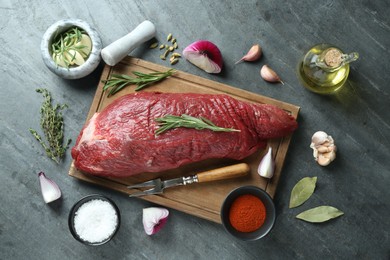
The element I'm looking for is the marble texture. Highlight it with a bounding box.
[41,19,102,79]
[0,0,389,259]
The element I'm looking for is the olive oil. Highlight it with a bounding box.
[298,44,358,95]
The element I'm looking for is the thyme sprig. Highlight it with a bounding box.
[102,69,175,97]
[155,114,241,136]
[29,89,71,164]
[51,27,89,68]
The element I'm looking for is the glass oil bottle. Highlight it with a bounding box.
[297,44,359,95]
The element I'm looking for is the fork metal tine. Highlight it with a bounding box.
[127,179,161,189]
[129,188,162,197]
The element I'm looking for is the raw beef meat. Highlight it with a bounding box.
[71,92,297,177]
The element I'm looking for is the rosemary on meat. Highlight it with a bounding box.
[102,69,175,97]
[155,114,241,136]
[29,88,71,164]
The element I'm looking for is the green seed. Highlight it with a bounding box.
[161,49,170,60]
[170,58,179,65]
[171,38,176,44]
[167,33,172,41]
[149,42,159,49]
[173,42,178,49]
[159,44,165,49]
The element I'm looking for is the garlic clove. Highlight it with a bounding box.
[142,207,169,235]
[317,153,332,166]
[310,131,337,166]
[235,44,262,64]
[74,34,92,58]
[257,147,275,178]
[64,50,85,66]
[311,131,329,145]
[260,65,284,84]
[38,172,61,203]
[182,40,223,73]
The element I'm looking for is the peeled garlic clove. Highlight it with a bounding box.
[260,65,284,84]
[38,172,61,203]
[235,44,262,64]
[74,34,92,58]
[64,50,85,66]
[182,40,223,73]
[257,147,275,178]
[142,207,169,235]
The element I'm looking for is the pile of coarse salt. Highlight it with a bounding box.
[74,199,118,243]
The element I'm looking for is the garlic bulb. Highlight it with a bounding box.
[310,131,337,166]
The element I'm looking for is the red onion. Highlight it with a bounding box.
[142,207,169,235]
[38,172,61,203]
[182,40,223,73]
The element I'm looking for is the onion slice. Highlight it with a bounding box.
[183,40,223,73]
[38,172,61,203]
[142,207,169,235]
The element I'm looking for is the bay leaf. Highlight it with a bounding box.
[289,176,317,208]
[296,206,344,223]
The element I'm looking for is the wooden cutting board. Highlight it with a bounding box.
[68,56,300,223]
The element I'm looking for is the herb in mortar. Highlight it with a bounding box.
[155,114,240,136]
[51,27,92,68]
[29,88,71,163]
[102,69,175,97]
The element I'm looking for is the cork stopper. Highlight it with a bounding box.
[323,48,343,68]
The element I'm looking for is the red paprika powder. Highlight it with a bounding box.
[228,194,266,232]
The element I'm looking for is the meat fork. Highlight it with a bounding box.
[127,163,250,197]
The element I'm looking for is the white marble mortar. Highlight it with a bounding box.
[41,19,102,80]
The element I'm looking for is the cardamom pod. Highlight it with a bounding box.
[170,58,179,65]
[149,42,159,49]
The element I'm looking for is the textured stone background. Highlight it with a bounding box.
[0,0,389,259]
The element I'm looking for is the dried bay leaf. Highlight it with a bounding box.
[296,206,344,223]
[289,177,317,208]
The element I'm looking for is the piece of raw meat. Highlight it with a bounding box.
[71,92,297,177]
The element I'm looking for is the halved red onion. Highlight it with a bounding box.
[142,207,169,235]
[182,40,223,73]
[38,172,61,203]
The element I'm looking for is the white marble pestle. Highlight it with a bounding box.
[101,20,156,66]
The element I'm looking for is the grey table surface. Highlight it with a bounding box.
[1,0,389,259]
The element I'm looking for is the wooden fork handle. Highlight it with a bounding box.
[196,163,250,183]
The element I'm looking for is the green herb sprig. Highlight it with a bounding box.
[51,27,89,68]
[29,89,71,164]
[102,69,175,97]
[154,114,240,136]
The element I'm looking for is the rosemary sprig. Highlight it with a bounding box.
[154,114,241,136]
[51,27,89,68]
[29,89,71,164]
[102,69,175,97]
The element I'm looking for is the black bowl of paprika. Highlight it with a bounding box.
[220,186,276,241]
